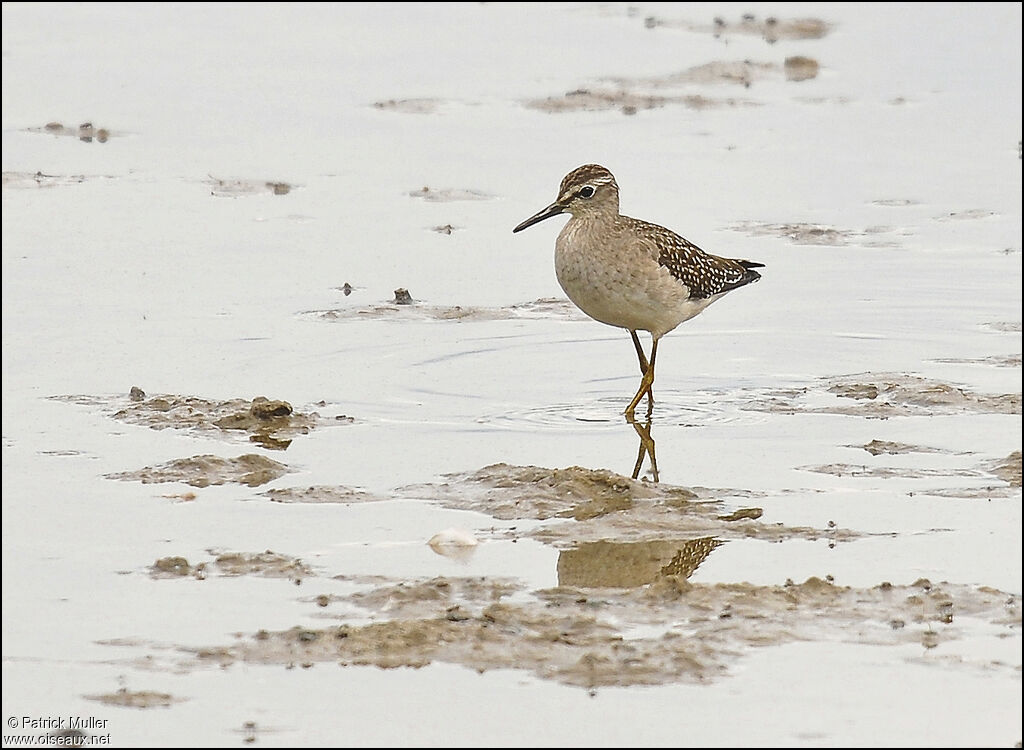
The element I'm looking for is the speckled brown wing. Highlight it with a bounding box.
[627,217,762,299]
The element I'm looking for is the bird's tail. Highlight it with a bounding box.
[738,259,764,284]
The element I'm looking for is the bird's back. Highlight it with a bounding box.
[622,215,762,300]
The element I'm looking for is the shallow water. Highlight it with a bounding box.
[2,2,1021,747]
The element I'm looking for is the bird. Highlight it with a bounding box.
[512,164,763,418]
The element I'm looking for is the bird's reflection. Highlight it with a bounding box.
[626,412,658,482]
[557,537,724,588]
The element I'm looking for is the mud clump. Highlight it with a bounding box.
[859,440,958,456]
[784,56,820,81]
[987,451,1022,487]
[150,556,194,578]
[54,392,333,449]
[107,453,289,488]
[26,121,113,142]
[213,551,312,581]
[206,177,294,197]
[150,550,312,582]
[214,397,304,448]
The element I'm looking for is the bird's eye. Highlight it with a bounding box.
[578,186,595,199]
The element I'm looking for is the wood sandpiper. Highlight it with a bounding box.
[513,164,763,417]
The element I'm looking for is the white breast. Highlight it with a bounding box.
[554,218,710,338]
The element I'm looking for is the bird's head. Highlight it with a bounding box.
[513,164,620,232]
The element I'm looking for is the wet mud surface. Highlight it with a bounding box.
[91,364,1017,689]
[184,575,1018,689]
[5,5,1018,742]
[127,460,981,689]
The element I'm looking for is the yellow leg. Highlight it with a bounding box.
[629,330,649,374]
[624,337,658,417]
[627,413,659,482]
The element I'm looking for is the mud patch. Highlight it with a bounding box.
[934,209,997,221]
[206,177,295,197]
[784,56,820,82]
[398,463,695,521]
[407,186,493,202]
[2,171,96,189]
[799,463,986,481]
[931,354,1021,368]
[643,13,832,44]
[373,98,442,114]
[396,463,858,546]
[983,321,1021,333]
[607,60,780,89]
[872,198,920,207]
[24,121,115,142]
[986,451,1022,488]
[856,440,964,456]
[85,688,184,709]
[524,88,760,115]
[262,485,387,504]
[728,220,905,247]
[303,296,587,323]
[53,391,339,449]
[150,550,312,582]
[106,453,289,488]
[747,373,1021,418]
[802,450,1019,499]
[185,576,1018,688]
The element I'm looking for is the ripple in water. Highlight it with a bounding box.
[480,389,768,430]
